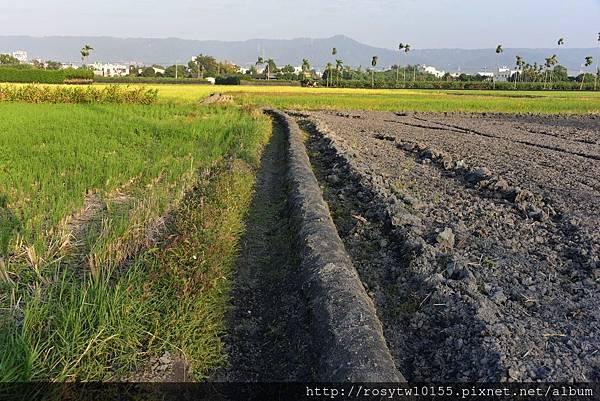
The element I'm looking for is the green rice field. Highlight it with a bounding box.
[0,99,270,380]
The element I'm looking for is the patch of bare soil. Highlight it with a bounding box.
[128,351,192,382]
[299,110,599,382]
[201,93,234,105]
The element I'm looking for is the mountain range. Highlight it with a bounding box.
[1,35,597,73]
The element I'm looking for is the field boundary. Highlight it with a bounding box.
[266,109,403,382]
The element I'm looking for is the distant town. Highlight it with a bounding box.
[0,48,545,82]
[1,41,597,91]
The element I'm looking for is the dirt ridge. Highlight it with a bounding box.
[267,109,403,382]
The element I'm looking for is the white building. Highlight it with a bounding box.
[12,50,28,63]
[494,67,515,82]
[478,67,517,82]
[420,65,446,78]
[91,63,129,77]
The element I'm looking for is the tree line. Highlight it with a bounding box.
[2,36,599,90]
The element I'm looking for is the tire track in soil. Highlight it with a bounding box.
[513,126,597,145]
[377,129,600,194]
[217,119,317,382]
[407,115,600,162]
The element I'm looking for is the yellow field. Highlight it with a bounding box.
[139,84,600,114]
[2,82,600,113]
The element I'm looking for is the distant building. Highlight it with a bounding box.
[12,50,28,63]
[477,71,495,79]
[420,65,446,78]
[478,67,516,82]
[494,67,515,82]
[91,63,129,77]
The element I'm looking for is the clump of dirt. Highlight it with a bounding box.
[299,110,599,382]
[126,351,192,382]
[201,93,234,105]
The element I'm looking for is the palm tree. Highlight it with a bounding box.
[515,55,524,88]
[255,56,265,73]
[397,43,405,86]
[328,48,337,87]
[397,43,412,87]
[301,58,311,80]
[524,63,531,82]
[335,59,343,87]
[581,56,594,90]
[371,56,378,88]
[266,58,276,81]
[544,57,551,88]
[494,44,503,89]
[80,44,94,66]
[594,32,600,90]
[192,55,207,79]
[544,55,557,89]
[550,38,565,88]
[302,58,310,72]
[403,44,411,84]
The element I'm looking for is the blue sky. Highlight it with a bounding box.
[1,0,599,48]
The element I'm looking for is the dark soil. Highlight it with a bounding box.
[216,119,317,382]
[298,110,599,382]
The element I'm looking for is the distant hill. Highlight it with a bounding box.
[0,35,596,73]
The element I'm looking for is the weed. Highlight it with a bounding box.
[0,84,158,104]
[482,257,498,269]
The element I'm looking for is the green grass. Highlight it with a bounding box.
[0,103,242,249]
[0,102,270,380]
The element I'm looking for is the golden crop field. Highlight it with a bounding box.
[149,84,600,114]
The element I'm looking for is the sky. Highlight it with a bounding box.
[1,0,599,49]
